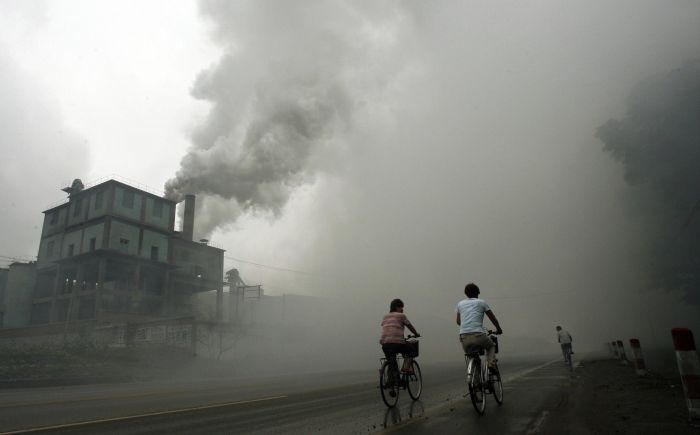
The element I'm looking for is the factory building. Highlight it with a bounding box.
[22,178,225,327]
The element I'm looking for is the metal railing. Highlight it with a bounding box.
[44,174,168,210]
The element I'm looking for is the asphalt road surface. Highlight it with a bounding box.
[0,354,577,434]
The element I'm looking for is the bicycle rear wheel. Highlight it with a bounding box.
[407,360,422,400]
[566,349,574,373]
[490,365,504,404]
[380,361,399,408]
[467,358,486,414]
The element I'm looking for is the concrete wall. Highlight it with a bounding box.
[112,186,142,221]
[2,263,36,328]
[87,187,108,221]
[82,223,105,254]
[144,197,171,231]
[141,230,168,262]
[171,241,223,281]
[66,194,89,227]
[38,223,104,266]
[41,206,68,238]
[108,221,139,256]
[37,233,63,269]
[61,230,83,258]
[0,318,195,353]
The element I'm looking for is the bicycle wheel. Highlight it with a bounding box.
[490,365,504,405]
[467,358,486,414]
[566,350,574,373]
[380,361,399,408]
[407,360,422,400]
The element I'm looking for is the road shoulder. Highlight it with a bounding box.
[538,358,699,434]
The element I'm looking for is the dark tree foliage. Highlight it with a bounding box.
[597,60,700,304]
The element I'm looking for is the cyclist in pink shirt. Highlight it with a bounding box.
[380,299,420,377]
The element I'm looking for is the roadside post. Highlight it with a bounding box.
[616,340,629,365]
[671,328,700,422]
[629,338,646,376]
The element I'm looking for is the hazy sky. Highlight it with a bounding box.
[1,1,699,351]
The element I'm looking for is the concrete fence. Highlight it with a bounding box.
[0,317,198,354]
[671,328,700,422]
[629,338,646,376]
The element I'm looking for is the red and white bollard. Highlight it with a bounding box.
[671,328,700,421]
[629,338,646,376]
[616,340,628,365]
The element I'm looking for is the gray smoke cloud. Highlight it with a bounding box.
[165,0,414,236]
[597,60,700,304]
[166,1,700,358]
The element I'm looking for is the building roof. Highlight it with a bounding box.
[43,177,176,214]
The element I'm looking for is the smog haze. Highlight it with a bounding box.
[1,0,700,369]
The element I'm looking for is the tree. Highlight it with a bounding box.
[597,60,700,303]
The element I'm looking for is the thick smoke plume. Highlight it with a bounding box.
[165,1,412,236]
[597,60,700,304]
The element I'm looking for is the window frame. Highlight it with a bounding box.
[119,238,129,253]
[150,246,159,261]
[153,200,163,218]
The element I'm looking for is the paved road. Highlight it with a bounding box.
[0,354,577,434]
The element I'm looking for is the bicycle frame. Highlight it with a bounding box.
[381,355,405,381]
[379,336,423,407]
[465,353,487,379]
[462,332,502,414]
[465,352,488,389]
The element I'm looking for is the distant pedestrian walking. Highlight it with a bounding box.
[556,326,574,362]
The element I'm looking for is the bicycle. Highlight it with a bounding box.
[463,331,503,414]
[379,336,422,408]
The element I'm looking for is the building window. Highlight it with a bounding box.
[67,244,75,257]
[95,191,104,210]
[89,238,97,252]
[50,212,58,224]
[46,241,55,257]
[73,198,82,217]
[122,190,135,209]
[153,200,163,218]
[150,246,159,261]
[119,238,129,253]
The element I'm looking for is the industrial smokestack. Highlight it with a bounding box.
[183,194,195,241]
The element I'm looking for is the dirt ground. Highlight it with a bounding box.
[539,357,700,434]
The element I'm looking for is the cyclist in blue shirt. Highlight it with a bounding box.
[456,283,503,367]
